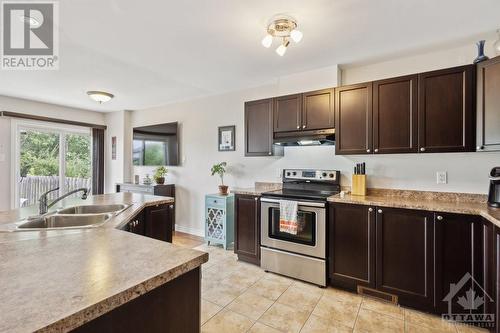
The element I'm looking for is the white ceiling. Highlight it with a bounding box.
[1,0,499,112]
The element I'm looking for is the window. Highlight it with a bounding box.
[12,120,92,208]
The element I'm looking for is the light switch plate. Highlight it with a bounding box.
[436,171,447,184]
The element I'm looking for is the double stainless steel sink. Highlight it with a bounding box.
[12,204,130,231]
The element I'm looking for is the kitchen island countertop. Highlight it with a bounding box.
[0,192,208,333]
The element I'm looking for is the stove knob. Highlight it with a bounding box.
[286,172,291,176]
[329,173,334,178]
[292,171,297,176]
[322,172,327,177]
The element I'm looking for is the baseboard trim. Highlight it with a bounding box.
[175,224,204,238]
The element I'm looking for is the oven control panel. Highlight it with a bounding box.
[283,169,339,181]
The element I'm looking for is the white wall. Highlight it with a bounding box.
[0,95,105,211]
[126,41,500,236]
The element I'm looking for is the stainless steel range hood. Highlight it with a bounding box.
[273,129,335,146]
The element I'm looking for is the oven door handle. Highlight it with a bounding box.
[260,197,326,208]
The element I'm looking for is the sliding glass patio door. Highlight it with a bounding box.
[13,121,92,208]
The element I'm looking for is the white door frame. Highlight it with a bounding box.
[10,119,91,209]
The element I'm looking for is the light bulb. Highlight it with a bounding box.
[261,34,273,48]
[290,29,303,43]
[494,30,500,55]
[276,44,287,56]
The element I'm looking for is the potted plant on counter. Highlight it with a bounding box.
[154,166,168,185]
[211,162,228,195]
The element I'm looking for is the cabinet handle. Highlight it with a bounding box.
[437,215,443,221]
[296,125,300,129]
[366,149,371,153]
[477,146,484,150]
[169,205,174,209]
[374,149,379,153]
[268,152,272,155]
[368,208,373,212]
[302,125,306,129]
[377,209,383,214]
[254,197,258,201]
[420,147,426,152]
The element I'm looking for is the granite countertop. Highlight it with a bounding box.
[328,189,500,227]
[231,182,282,196]
[0,192,208,333]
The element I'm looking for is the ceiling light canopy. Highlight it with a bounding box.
[261,16,302,56]
[87,91,114,104]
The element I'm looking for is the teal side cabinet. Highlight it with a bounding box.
[205,193,234,250]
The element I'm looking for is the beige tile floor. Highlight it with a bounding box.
[183,238,489,333]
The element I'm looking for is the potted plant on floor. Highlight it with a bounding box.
[211,162,228,195]
[154,166,168,185]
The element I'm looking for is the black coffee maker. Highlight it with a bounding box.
[488,167,500,208]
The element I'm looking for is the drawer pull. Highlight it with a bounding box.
[368,208,373,212]
[377,209,383,214]
[437,215,443,221]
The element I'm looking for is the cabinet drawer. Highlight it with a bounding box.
[205,196,226,208]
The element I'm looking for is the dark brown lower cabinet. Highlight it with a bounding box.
[495,226,500,333]
[329,203,375,291]
[234,194,260,265]
[434,213,483,314]
[71,267,201,333]
[145,204,174,243]
[375,207,434,311]
[124,204,173,243]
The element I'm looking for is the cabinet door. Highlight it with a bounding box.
[302,89,334,131]
[477,57,500,152]
[234,195,260,265]
[373,75,418,154]
[145,204,172,242]
[274,94,302,132]
[376,207,434,311]
[329,203,375,291]
[245,99,274,156]
[495,226,500,333]
[418,65,475,153]
[434,213,483,314]
[335,83,373,155]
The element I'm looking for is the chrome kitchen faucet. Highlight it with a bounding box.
[39,187,89,215]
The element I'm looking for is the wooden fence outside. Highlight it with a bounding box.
[19,176,91,207]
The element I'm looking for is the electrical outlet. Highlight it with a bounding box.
[436,171,447,184]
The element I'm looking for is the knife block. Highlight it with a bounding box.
[351,175,367,196]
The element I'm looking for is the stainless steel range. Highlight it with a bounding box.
[260,169,340,286]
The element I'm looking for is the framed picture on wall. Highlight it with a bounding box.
[218,125,235,151]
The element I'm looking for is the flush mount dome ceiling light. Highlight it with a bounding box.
[86,91,114,104]
[261,15,303,56]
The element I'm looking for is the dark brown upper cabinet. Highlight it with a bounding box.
[477,56,500,152]
[274,94,302,132]
[302,88,335,131]
[373,75,418,154]
[329,203,375,291]
[375,207,434,312]
[335,82,373,155]
[245,99,283,156]
[418,65,475,153]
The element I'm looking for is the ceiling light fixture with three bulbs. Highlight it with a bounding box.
[261,16,303,56]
